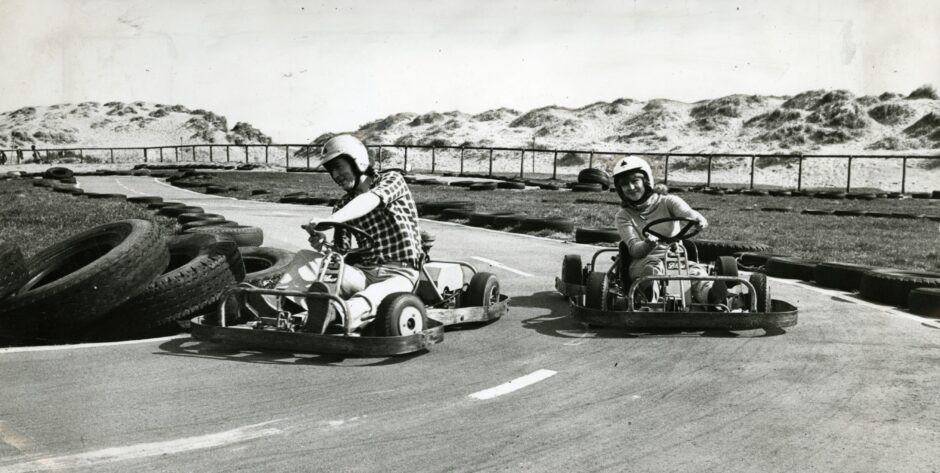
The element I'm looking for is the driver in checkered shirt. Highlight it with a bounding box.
[299,134,424,333]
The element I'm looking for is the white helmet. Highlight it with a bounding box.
[611,156,653,186]
[318,134,371,174]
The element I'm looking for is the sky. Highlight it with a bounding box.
[0,0,938,143]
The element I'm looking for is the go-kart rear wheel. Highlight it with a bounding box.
[747,273,771,312]
[561,254,583,285]
[584,271,610,310]
[465,272,500,310]
[375,292,428,336]
[714,256,739,287]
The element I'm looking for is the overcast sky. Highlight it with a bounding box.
[0,0,937,142]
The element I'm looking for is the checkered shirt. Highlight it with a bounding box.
[332,171,423,268]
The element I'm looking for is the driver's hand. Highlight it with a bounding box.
[306,216,337,232]
[308,231,328,249]
[695,217,709,230]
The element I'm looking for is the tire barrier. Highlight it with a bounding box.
[814,262,881,292]
[574,227,620,244]
[251,189,270,195]
[158,205,204,217]
[205,185,228,194]
[239,246,296,286]
[180,220,240,232]
[859,269,940,307]
[908,288,940,318]
[0,241,28,301]
[84,193,127,200]
[468,182,497,191]
[0,220,170,340]
[148,201,186,210]
[764,257,818,281]
[733,252,788,271]
[497,181,526,190]
[178,212,224,225]
[468,211,521,228]
[43,167,74,180]
[761,207,793,213]
[417,200,475,215]
[578,168,611,189]
[491,213,527,229]
[440,208,473,220]
[518,217,576,233]
[833,209,868,217]
[685,240,771,263]
[82,233,245,341]
[127,196,164,205]
[183,224,264,247]
[801,209,835,215]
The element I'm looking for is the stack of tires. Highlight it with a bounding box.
[574,168,611,192]
[0,220,258,344]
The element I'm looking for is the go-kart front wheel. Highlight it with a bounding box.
[375,292,428,336]
[561,254,583,286]
[465,272,500,310]
[584,271,611,310]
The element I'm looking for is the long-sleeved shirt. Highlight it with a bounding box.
[615,193,707,259]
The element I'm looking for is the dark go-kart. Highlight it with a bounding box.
[190,222,508,356]
[555,217,797,334]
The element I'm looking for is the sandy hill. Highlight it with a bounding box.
[320,86,940,155]
[0,102,271,149]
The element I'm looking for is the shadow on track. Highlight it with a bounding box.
[155,337,424,367]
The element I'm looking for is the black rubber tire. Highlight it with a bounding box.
[250,189,270,195]
[768,189,792,197]
[742,189,769,196]
[813,262,880,292]
[0,220,169,339]
[561,254,583,286]
[148,201,186,210]
[184,225,264,247]
[56,176,77,184]
[578,168,611,189]
[468,182,497,191]
[240,246,295,286]
[375,292,428,337]
[538,183,562,191]
[833,209,868,217]
[815,191,847,200]
[747,273,771,313]
[801,209,835,216]
[127,196,163,205]
[87,233,244,340]
[575,227,621,244]
[518,217,575,233]
[296,197,330,205]
[468,211,520,227]
[761,207,793,213]
[52,185,82,195]
[0,241,28,301]
[464,272,500,311]
[859,269,940,307]
[449,180,476,188]
[584,271,610,310]
[178,212,223,224]
[440,208,473,220]
[419,200,475,215]
[491,213,527,229]
[908,288,940,318]
[180,220,239,232]
[765,257,817,281]
[497,181,526,190]
[205,185,227,194]
[43,167,74,180]
[685,240,771,263]
[85,193,127,200]
[158,205,204,217]
[714,256,739,287]
[572,183,605,193]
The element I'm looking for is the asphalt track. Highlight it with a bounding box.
[1,176,938,472]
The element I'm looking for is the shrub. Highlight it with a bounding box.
[907,85,938,100]
[868,103,914,125]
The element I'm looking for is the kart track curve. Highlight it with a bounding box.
[1,175,937,473]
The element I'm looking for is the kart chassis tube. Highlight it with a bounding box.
[627,275,758,313]
[570,299,798,331]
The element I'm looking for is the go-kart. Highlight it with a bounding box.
[190,222,509,356]
[555,217,797,333]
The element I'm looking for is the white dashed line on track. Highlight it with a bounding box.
[471,257,533,277]
[0,421,282,472]
[469,369,557,400]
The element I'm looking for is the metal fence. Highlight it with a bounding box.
[1,143,938,193]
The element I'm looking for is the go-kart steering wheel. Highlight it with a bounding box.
[641,217,702,244]
[301,221,376,256]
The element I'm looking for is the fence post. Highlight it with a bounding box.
[110,148,114,164]
[226,146,230,163]
[264,145,269,165]
[209,146,213,162]
[519,149,525,179]
[79,149,84,163]
[797,154,804,191]
[552,150,558,180]
[488,148,493,176]
[192,146,195,162]
[143,148,148,163]
[306,148,310,169]
[404,147,409,172]
[460,147,465,175]
[431,147,436,174]
[174,146,178,162]
[245,145,249,164]
[664,154,670,185]
[901,157,907,194]
[846,155,853,193]
[159,148,163,163]
[749,156,756,189]
[706,155,713,187]
[589,150,594,169]
[285,145,289,167]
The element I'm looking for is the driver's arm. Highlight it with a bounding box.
[665,195,708,229]
[328,191,381,223]
[616,211,657,258]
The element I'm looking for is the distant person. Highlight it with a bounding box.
[0,150,6,166]
[15,146,23,164]
[30,144,40,163]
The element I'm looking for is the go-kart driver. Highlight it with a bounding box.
[612,156,727,305]
[275,134,424,333]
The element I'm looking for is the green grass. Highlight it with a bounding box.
[0,179,178,257]
[175,171,940,272]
